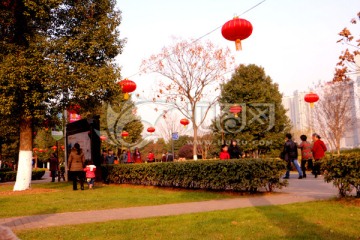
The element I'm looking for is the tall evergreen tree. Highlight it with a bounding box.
[215,64,290,157]
[99,94,144,151]
[0,0,124,190]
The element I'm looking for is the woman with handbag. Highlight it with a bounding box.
[68,143,85,190]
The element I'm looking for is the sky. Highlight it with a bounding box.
[112,0,360,140]
[115,0,360,97]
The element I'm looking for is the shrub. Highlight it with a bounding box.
[0,169,46,182]
[178,144,193,159]
[32,169,46,180]
[103,159,288,192]
[322,154,360,198]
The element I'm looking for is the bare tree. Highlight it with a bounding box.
[196,131,215,160]
[334,11,360,81]
[156,110,188,143]
[314,81,355,154]
[142,39,234,160]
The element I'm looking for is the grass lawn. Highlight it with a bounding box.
[0,182,238,218]
[15,199,360,240]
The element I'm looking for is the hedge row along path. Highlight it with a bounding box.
[0,173,339,231]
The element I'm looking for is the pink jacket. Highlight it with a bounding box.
[84,165,96,178]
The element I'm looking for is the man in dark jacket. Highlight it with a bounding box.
[283,133,303,179]
[49,153,59,182]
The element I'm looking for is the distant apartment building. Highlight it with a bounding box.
[282,74,360,149]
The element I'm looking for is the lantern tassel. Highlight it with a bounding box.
[124,92,129,100]
[235,39,242,51]
[310,102,314,108]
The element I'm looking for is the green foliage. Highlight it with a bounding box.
[322,154,360,198]
[141,138,167,160]
[103,159,288,192]
[99,98,143,150]
[214,64,291,155]
[0,169,45,182]
[0,0,124,129]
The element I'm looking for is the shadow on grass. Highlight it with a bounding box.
[249,194,355,239]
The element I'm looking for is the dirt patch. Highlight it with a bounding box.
[0,188,58,196]
[335,198,360,207]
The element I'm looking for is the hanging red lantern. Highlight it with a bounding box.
[221,17,253,51]
[147,127,155,134]
[68,104,81,123]
[304,92,319,108]
[229,105,242,117]
[180,118,190,127]
[121,131,129,139]
[38,149,44,153]
[51,145,57,151]
[60,145,65,151]
[33,148,38,152]
[118,78,137,100]
[100,135,107,141]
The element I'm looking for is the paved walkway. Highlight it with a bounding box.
[0,174,338,231]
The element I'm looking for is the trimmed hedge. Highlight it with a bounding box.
[322,154,360,198]
[102,159,288,192]
[0,169,46,182]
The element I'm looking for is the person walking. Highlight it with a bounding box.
[133,148,142,163]
[161,152,167,162]
[84,160,96,189]
[147,151,155,163]
[228,140,242,159]
[106,149,115,164]
[166,151,174,162]
[219,144,230,160]
[120,150,127,164]
[68,143,85,190]
[126,149,133,163]
[100,150,107,164]
[298,135,313,178]
[282,133,303,179]
[49,153,59,182]
[312,133,327,178]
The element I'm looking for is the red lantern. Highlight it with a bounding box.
[33,148,38,152]
[38,149,44,153]
[147,127,155,134]
[60,145,65,151]
[229,105,242,117]
[121,131,129,139]
[100,135,107,141]
[118,79,137,100]
[51,145,57,151]
[222,17,253,51]
[180,118,190,127]
[68,104,81,123]
[304,92,319,108]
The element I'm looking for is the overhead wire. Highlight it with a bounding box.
[124,0,267,79]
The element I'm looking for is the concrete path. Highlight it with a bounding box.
[0,174,339,231]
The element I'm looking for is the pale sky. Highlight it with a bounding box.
[116,0,359,97]
[113,0,360,138]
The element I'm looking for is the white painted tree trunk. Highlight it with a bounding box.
[13,151,32,191]
[13,118,33,191]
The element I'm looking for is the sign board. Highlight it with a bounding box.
[51,130,63,141]
[172,132,179,141]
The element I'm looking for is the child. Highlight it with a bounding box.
[83,160,96,189]
[219,144,230,160]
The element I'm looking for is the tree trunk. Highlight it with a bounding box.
[193,125,198,160]
[13,118,33,191]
